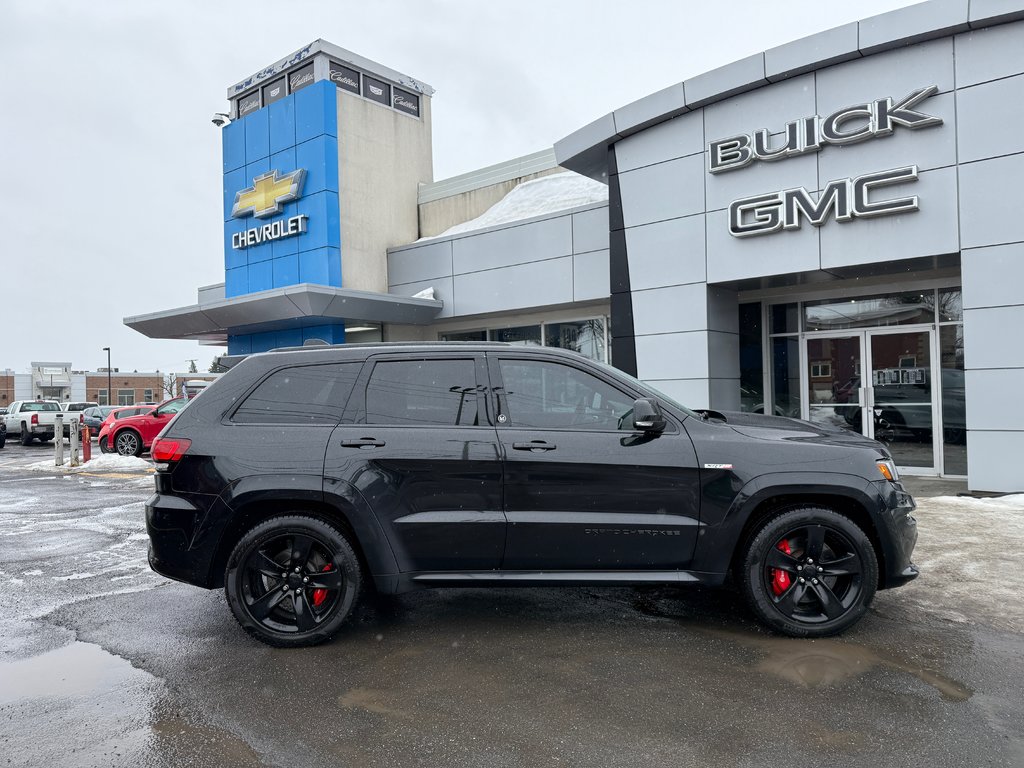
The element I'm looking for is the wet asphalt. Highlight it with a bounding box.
[0,441,1022,768]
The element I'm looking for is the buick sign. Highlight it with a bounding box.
[708,86,942,174]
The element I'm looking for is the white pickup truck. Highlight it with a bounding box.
[3,400,83,445]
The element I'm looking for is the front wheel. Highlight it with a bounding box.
[224,515,362,647]
[739,507,878,638]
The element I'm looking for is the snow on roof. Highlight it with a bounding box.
[425,171,608,240]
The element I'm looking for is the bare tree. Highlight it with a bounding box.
[162,373,177,399]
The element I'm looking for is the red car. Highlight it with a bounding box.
[97,405,156,452]
[101,398,189,456]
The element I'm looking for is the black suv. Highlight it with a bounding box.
[146,343,918,647]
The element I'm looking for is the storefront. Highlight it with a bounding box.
[542,0,1024,493]
[127,1,1024,492]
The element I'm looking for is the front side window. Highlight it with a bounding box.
[233,364,360,425]
[498,359,634,431]
[364,359,478,426]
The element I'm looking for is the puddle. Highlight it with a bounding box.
[634,591,973,702]
[0,640,147,705]
[713,629,974,702]
[338,686,412,719]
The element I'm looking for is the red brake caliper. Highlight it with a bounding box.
[772,539,793,596]
[312,564,332,607]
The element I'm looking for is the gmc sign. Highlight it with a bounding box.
[728,166,919,238]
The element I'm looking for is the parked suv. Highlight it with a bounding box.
[146,343,919,647]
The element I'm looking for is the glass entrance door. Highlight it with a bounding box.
[803,329,937,472]
[805,335,866,435]
[867,328,935,471]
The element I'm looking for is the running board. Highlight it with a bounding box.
[411,570,702,584]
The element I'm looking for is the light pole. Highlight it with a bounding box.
[102,347,111,406]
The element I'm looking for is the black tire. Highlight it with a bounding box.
[224,515,362,648]
[113,429,142,457]
[739,506,878,638]
[0,430,5,449]
[20,424,32,446]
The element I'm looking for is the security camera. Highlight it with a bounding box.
[211,113,231,127]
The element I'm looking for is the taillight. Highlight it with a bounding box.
[31,414,38,425]
[151,437,191,462]
[80,413,84,423]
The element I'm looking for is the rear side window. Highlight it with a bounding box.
[363,359,478,426]
[233,363,360,425]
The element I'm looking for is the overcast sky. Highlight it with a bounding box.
[1,0,918,375]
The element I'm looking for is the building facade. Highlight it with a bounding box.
[1,363,166,407]
[127,1,1024,492]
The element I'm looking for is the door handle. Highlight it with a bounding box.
[512,440,557,451]
[340,437,385,448]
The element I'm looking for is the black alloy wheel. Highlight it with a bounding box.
[114,430,141,456]
[224,515,362,648]
[740,507,878,638]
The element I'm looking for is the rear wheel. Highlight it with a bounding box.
[740,506,878,637]
[20,424,32,446]
[224,515,362,647]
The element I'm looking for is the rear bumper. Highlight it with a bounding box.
[146,492,215,588]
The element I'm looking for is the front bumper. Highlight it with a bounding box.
[875,479,919,589]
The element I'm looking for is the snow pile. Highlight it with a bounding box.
[428,171,608,239]
[25,453,153,473]
[893,493,1024,632]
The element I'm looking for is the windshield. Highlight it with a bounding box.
[590,360,699,419]
[21,402,61,412]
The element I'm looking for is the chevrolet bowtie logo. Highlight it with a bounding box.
[231,169,306,219]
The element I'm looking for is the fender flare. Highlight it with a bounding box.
[693,471,887,573]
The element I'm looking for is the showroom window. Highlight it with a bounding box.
[441,317,609,362]
[766,286,965,475]
[118,389,135,406]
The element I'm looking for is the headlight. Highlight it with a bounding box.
[876,458,900,483]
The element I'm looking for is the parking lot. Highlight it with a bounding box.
[1,439,1022,768]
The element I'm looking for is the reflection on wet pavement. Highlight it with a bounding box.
[633,588,973,702]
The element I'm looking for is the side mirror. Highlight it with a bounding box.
[632,398,666,433]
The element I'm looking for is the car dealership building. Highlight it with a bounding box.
[126,0,1024,492]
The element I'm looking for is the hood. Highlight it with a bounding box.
[696,410,887,452]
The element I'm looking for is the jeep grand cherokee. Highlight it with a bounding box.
[145,343,918,647]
